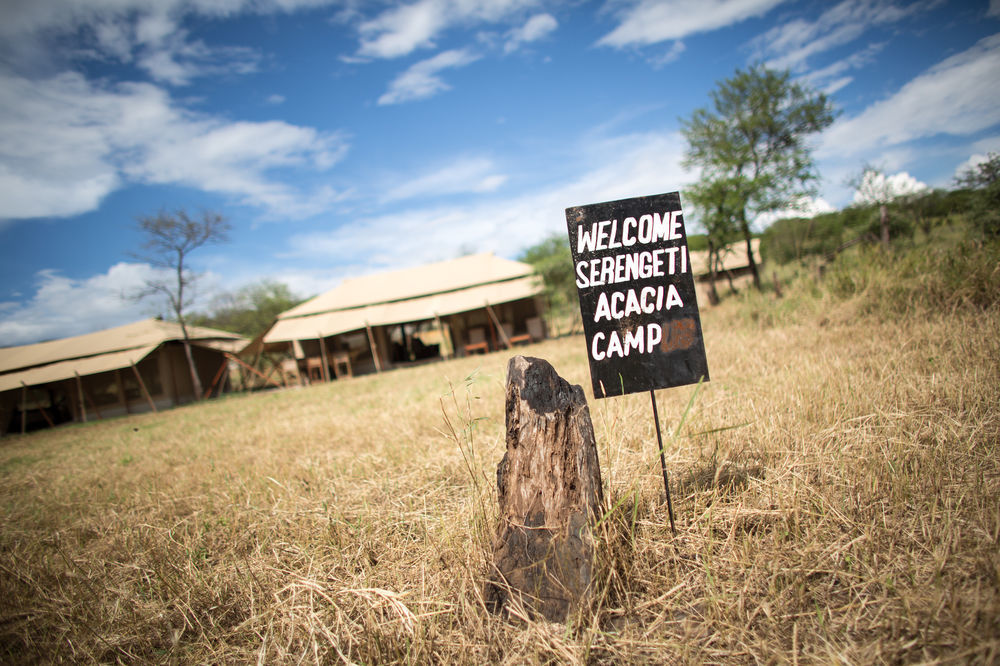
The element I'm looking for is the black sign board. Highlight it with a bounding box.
[566,191,709,398]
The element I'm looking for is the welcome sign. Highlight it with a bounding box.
[565,191,709,398]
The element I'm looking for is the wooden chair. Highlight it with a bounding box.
[332,352,352,379]
[464,327,489,355]
[305,357,324,382]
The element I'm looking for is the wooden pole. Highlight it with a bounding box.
[20,383,27,435]
[20,382,54,429]
[318,334,331,383]
[224,353,283,388]
[434,312,449,360]
[650,390,676,535]
[115,370,131,414]
[203,358,229,400]
[130,363,158,413]
[75,371,87,423]
[364,322,382,373]
[485,301,511,349]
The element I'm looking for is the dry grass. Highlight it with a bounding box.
[1,297,998,663]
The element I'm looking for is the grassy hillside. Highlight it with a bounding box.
[1,250,998,662]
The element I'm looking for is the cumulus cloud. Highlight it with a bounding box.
[820,33,1000,158]
[504,13,557,53]
[597,0,787,48]
[853,170,929,205]
[0,71,348,221]
[377,48,480,105]
[0,262,173,346]
[356,0,536,59]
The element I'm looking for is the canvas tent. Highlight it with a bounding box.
[688,238,762,281]
[0,319,245,435]
[254,253,547,382]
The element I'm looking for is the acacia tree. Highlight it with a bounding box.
[681,65,836,289]
[133,209,231,400]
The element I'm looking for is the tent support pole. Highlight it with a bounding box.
[21,382,54,429]
[203,359,229,399]
[434,312,449,360]
[485,301,511,348]
[365,322,382,373]
[225,353,283,388]
[318,334,331,382]
[116,370,131,414]
[75,371,87,423]
[131,363,158,413]
[20,383,27,435]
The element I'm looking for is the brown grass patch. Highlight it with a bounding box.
[1,304,998,663]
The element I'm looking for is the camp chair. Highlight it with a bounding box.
[332,351,352,379]
[464,328,489,355]
[305,357,325,382]
[526,317,544,342]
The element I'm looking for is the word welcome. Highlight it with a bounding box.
[575,211,685,253]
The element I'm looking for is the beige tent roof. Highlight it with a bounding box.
[264,254,542,344]
[0,345,160,393]
[281,253,536,319]
[0,319,245,376]
[688,238,761,276]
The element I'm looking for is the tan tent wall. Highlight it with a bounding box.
[1,343,234,436]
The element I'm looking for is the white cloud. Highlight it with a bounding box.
[504,13,557,53]
[989,0,1000,17]
[0,0,331,85]
[649,41,686,68]
[0,262,172,346]
[356,0,536,59]
[597,0,787,48]
[377,48,480,105]
[383,157,507,201]
[852,170,929,204]
[285,130,694,270]
[0,71,348,220]
[753,0,937,72]
[820,33,1000,158]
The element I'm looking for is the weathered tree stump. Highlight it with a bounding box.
[486,356,604,622]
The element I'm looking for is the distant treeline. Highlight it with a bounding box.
[761,188,980,265]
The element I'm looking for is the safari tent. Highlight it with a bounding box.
[688,237,763,282]
[253,253,547,383]
[0,319,246,435]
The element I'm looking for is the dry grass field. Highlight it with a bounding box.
[2,258,999,663]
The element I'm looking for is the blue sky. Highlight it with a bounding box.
[1,0,998,345]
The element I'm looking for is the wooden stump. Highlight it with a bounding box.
[486,355,604,622]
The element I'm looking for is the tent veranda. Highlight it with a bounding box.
[253,253,548,383]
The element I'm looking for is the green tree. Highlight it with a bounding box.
[681,65,837,289]
[954,152,1000,238]
[191,280,302,339]
[132,209,231,400]
[519,233,579,333]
